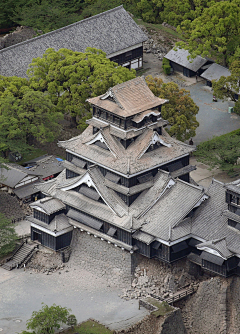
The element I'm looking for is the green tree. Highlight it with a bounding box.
[20,303,73,334]
[0,212,17,257]
[177,0,240,66]
[212,60,240,114]
[27,47,136,128]
[146,75,199,141]
[0,90,62,157]
[0,75,30,99]
[162,58,171,75]
[195,130,240,175]
[137,0,212,26]
[11,0,82,33]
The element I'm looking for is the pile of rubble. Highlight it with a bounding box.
[121,264,197,300]
[0,192,25,220]
[141,26,173,61]
[26,249,65,274]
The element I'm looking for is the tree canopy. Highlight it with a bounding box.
[27,47,136,128]
[0,212,17,257]
[0,86,62,157]
[177,0,240,66]
[145,75,199,141]
[20,303,73,334]
[212,60,240,114]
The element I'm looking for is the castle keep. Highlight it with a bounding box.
[28,77,240,278]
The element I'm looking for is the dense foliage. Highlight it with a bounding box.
[177,0,240,66]
[195,129,240,175]
[0,75,62,158]
[146,75,199,141]
[27,47,136,129]
[0,0,233,33]
[0,212,17,257]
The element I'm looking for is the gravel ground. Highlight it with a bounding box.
[0,265,149,334]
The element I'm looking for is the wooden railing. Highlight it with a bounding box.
[150,285,197,304]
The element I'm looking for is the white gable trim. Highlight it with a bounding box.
[86,132,116,158]
[193,194,209,208]
[100,89,114,100]
[30,205,47,214]
[60,172,115,214]
[197,246,226,260]
[31,222,73,237]
[138,133,171,159]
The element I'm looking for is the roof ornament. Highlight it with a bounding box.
[100,88,114,100]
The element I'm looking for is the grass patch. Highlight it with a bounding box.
[134,18,185,41]
[19,148,47,164]
[62,320,113,334]
[194,129,240,176]
[146,299,174,318]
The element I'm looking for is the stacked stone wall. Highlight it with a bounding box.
[68,229,133,287]
[116,308,187,334]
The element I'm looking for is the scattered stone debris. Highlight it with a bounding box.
[0,192,29,220]
[141,26,173,61]
[26,249,65,274]
[121,259,203,301]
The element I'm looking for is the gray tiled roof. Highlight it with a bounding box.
[200,63,231,82]
[30,197,66,214]
[225,179,240,195]
[164,48,208,72]
[0,6,147,78]
[135,177,204,241]
[28,213,72,232]
[25,155,64,178]
[0,164,28,188]
[132,230,155,245]
[59,125,194,176]
[87,77,167,117]
[197,238,233,259]
[191,179,240,257]
[14,182,40,199]
[62,160,86,176]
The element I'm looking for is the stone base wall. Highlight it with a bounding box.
[116,308,187,334]
[69,229,133,287]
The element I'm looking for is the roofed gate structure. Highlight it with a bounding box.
[27,77,240,278]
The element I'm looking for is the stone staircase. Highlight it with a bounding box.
[1,242,38,271]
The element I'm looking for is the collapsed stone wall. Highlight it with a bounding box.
[116,308,187,334]
[68,229,133,287]
[121,254,204,300]
[173,275,240,334]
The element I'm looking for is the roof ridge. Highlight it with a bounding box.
[0,6,125,55]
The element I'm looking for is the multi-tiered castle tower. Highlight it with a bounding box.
[29,77,240,278]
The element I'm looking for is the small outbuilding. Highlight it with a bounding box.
[164,48,213,77]
[200,63,231,87]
